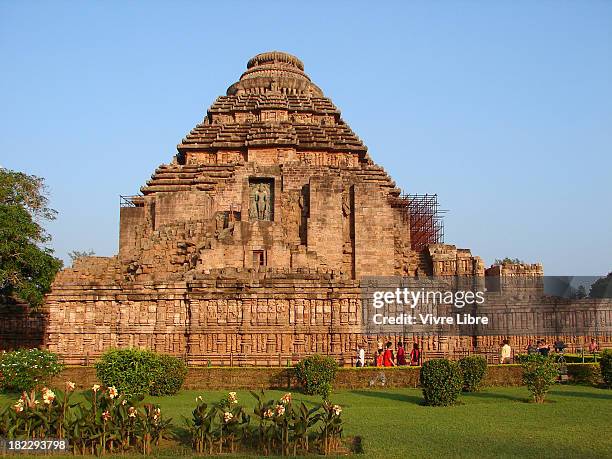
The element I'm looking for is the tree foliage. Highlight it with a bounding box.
[68,249,95,264]
[589,272,612,299]
[494,257,524,265]
[0,168,62,308]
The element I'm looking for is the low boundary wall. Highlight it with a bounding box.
[51,363,601,391]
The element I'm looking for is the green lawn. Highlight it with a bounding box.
[1,385,611,458]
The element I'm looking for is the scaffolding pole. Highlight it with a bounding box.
[389,194,446,251]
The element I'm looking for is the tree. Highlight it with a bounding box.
[0,168,62,308]
[68,249,95,265]
[568,284,588,300]
[494,257,524,265]
[589,272,612,299]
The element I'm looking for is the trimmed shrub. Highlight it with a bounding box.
[294,354,338,399]
[419,359,463,406]
[559,353,599,363]
[600,349,612,388]
[521,354,558,403]
[150,354,188,396]
[95,348,187,396]
[567,363,601,386]
[458,355,487,392]
[517,353,599,364]
[0,348,64,392]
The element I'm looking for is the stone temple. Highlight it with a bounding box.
[39,51,607,364]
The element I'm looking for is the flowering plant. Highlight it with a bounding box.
[184,393,249,454]
[0,349,64,392]
[319,401,344,454]
[0,382,171,456]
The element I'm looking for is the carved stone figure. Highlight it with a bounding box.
[249,182,271,221]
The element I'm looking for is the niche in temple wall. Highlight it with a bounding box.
[248,178,274,221]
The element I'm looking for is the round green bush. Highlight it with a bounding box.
[419,359,463,406]
[458,355,487,392]
[150,354,188,396]
[600,349,612,388]
[0,348,64,392]
[95,348,187,396]
[294,354,338,399]
[521,354,559,403]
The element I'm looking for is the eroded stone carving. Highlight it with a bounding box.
[249,182,272,221]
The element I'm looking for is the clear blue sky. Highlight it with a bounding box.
[1,1,610,275]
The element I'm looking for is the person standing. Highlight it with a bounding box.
[396,341,407,366]
[375,349,384,367]
[589,338,599,354]
[500,339,512,364]
[356,345,366,367]
[537,340,550,357]
[383,342,395,367]
[410,343,421,366]
[526,341,537,355]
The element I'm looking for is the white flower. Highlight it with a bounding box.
[65,381,76,391]
[280,393,292,405]
[108,386,118,399]
[102,410,111,422]
[264,408,274,419]
[121,399,127,406]
[13,402,24,413]
[42,389,56,405]
[196,396,203,403]
[275,404,285,416]
[92,384,101,392]
[332,404,342,416]
[128,407,137,418]
[228,391,238,404]
[223,411,233,423]
[42,387,56,403]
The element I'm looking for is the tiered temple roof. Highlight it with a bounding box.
[176,51,367,156]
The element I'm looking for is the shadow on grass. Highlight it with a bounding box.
[463,391,527,403]
[551,389,612,401]
[348,389,423,405]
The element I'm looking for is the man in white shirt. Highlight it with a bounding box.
[501,339,512,364]
[357,346,366,367]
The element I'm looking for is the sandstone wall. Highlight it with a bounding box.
[42,270,612,366]
[0,303,47,351]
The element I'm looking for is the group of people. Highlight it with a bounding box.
[524,340,554,357]
[500,337,601,364]
[356,337,602,367]
[501,338,558,363]
[355,341,421,367]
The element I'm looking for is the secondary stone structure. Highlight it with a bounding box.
[41,52,609,364]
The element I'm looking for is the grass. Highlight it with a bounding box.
[1,385,611,458]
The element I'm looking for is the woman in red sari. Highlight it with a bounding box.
[383,342,395,367]
[396,341,407,366]
[409,343,420,366]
